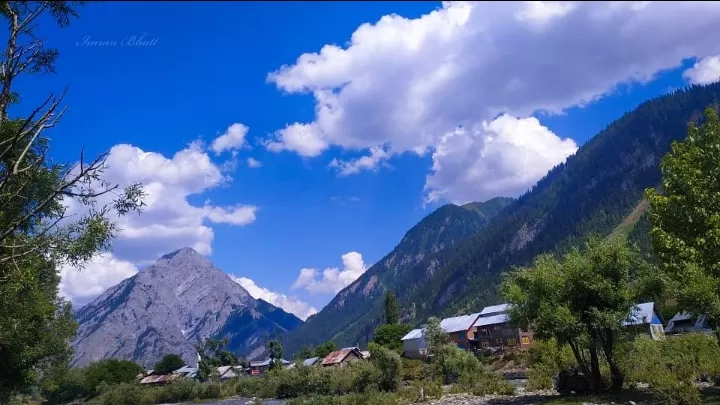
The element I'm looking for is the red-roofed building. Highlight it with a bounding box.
[321,347,363,367]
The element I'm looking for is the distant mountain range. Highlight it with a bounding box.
[74,83,720,365]
[282,83,720,354]
[71,247,301,368]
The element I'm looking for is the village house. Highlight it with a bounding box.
[302,356,320,366]
[472,303,534,351]
[440,312,483,350]
[401,328,428,359]
[664,311,712,335]
[321,347,364,367]
[623,301,665,341]
[248,358,291,376]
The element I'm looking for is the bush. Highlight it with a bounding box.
[620,334,720,405]
[84,359,143,391]
[432,344,482,385]
[199,382,223,399]
[97,383,145,405]
[525,338,576,392]
[368,342,402,391]
[401,358,425,381]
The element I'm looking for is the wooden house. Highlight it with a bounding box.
[472,303,533,350]
[321,347,364,367]
[664,311,712,335]
[440,312,483,350]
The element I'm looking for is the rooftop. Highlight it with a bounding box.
[473,313,510,327]
[480,303,511,316]
[440,313,482,333]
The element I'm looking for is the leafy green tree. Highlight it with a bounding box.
[0,2,144,403]
[295,345,314,360]
[646,108,720,337]
[83,359,143,393]
[423,317,449,354]
[266,339,284,369]
[385,291,399,325]
[314,341,337,359]
[502,236,654,392]
[196,338,238,382]
[371,323,412,354]
[153,354,185,375]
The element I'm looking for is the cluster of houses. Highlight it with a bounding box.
[137,301,710,385]
[137,346,371,384]
[401,301,705,359]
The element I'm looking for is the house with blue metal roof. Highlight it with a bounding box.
[623,301,665,340]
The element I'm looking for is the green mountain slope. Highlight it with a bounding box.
[281,197,514,355]
[409,83,720,321]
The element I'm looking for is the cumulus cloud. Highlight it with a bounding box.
[211,123,249,155]
[291,251,368,295]
[425,115,578,204]
[61,136,258,305]
[58,254,139,306]
[230,276,318,320]
[329,147,390,176]
[266,1,720,202]
[247,157,263,168]
[684,55,720,85]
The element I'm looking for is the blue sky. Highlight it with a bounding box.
[16,1,720,319]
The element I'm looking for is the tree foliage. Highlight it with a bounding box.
[385,291,399,325]
[502,236,655,392]
[153,354,185,375]
[266,338,284,369]
[196,338,237,382]
[295,345,314,360]
[646,108,720,328]
[371,323,412,354]
[314,341,337,359]
[0,2,145,403]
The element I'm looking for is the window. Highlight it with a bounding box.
[493,324,501,330]
[479,328,488,335]
[480,340,489,348]
[521,336,530,345]
[494,338,502,346]
[506,337,517,346]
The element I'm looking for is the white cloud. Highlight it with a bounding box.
[291,251,368,295]
[230,276,318,320]
[425,115,578,204]
[58,254,139,306]
[247,157,263,168]
[266,1,720,202]
[329,147,390,176]
[211,123,249,155]
[60,137,258,305]
[684,55,720,85]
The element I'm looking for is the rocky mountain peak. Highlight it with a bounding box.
[71,247,302,368]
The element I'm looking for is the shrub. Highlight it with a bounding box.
[620,334,720,405]
[401,358,425,381]
[84,359,143,391]
[471,373,516,396]
[368,342,403,391]
[97,383,144,405]
[199,382,223,399]
[350,361,380,393]
[525,338,576,392]
[154,379,199,403]
[153,354,186,375]
[432,343,482,385]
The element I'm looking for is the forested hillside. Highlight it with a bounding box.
[288,83,720,354]
[412,83,720,320]
[282,198,514,355]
